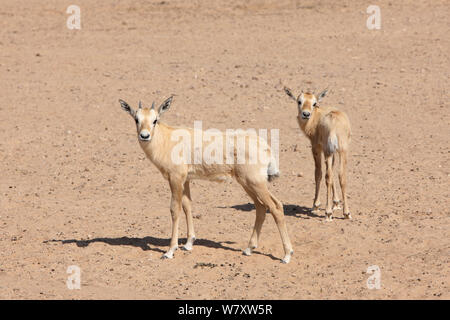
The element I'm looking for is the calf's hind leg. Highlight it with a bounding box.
[252,183,293,263]
[339,151,351,219]
[324,154,334,221]
[332,154,341,210]
[241,185,266,256]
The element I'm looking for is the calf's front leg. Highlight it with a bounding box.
[162,176,184,259]
[181,180,196,251]
[312,147,322,211]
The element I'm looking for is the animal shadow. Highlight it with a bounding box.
[229,203,322,219]
[44,236,238,254]
[43,235,280,261]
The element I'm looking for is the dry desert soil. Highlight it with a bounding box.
[0,0,449,299]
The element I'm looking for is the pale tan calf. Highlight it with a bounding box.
[119,96,293,263]
[284,87,351,221]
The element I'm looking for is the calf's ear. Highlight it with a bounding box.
[284,87,297,102]
[158,95,174,116]
[317,89,329,102]
[119,99,136,118]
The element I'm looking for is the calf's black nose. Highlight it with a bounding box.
[302,111,311,118]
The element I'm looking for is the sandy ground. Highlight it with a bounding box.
[0,0,449,299]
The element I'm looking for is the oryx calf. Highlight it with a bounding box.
[119,96,293,263]
[284,87,351,221]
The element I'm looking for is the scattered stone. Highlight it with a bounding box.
[194,262,217,269]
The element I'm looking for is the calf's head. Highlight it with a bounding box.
[119,96,173,142]
[284,87,328,120]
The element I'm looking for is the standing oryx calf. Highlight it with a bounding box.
[284,87,351,221]
[119,96,293,263]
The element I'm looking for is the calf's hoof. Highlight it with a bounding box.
[281,250,293,264]
[332,200,342,210]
